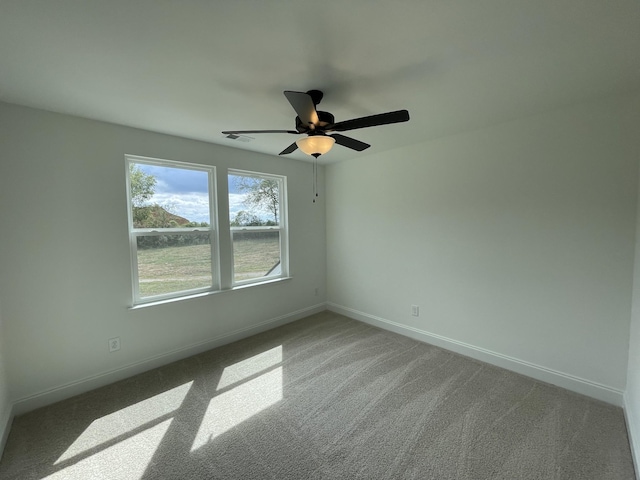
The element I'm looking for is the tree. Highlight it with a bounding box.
[184,221,210,228]
[129,164,157,227]
[129,163,156,206]
[234,177,279,223]
[231,210,264,227]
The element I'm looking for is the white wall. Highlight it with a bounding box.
[326,92,640,403]
[626,163,640,473]
[0,102,326,410]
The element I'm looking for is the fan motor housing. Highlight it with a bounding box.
[295,111,335,132]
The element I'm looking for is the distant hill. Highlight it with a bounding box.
[132,204,193,228]
[147,205,191,226]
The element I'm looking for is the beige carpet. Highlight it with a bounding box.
[0,311,635,479]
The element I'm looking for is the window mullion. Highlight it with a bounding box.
[209,168,220,291]
[216,167,233,290]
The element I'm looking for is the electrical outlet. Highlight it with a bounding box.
[411,305,419,317]
[108,337,121,352]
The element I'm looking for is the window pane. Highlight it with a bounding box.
[232,231,280,282]
[228,174,279,226]
[136,234,212,298]
[130,163,211,229]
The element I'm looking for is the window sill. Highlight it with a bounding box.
[128,276,292,310]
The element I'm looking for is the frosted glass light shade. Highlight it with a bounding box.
[296,135,335,156]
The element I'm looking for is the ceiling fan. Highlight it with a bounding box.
[222,90,410,158]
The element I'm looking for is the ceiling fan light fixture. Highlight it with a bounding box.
[296,135,335,157]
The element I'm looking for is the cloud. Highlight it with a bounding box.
[134,164,272,223]
[228,193,248,219]
[228,193,274,222]
[152,192,211,223]
[138,164,209,194]
[150,192,253,224]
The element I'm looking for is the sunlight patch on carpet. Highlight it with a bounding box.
[55,381,193,464]
[217,345,282,390]
[192,366,283,451]
[45,418,173,480]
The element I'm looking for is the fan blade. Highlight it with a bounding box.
[328,109,410,132]
[279,142,298,155]
[222,130,298,134]
[330,134,370,152]
[284,91,319,127]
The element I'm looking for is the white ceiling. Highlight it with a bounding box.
[1,0,639,164]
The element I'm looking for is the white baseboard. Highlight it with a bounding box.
[12,303,326,416]
[0,402,14,461]
[624,392,640,480]
[327,303,624,406]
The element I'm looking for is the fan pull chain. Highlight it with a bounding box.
[311,153,321,203]
[312,157,317,203]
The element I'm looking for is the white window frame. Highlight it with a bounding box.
[125,155,219,305]
[228,169,289,287]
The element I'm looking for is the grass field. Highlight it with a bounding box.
[137,236,280,297]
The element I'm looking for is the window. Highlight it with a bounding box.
[126,157,289,306]
[126,155,218,304]
[228,170,288,285]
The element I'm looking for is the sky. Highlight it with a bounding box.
[136,163,262,223]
